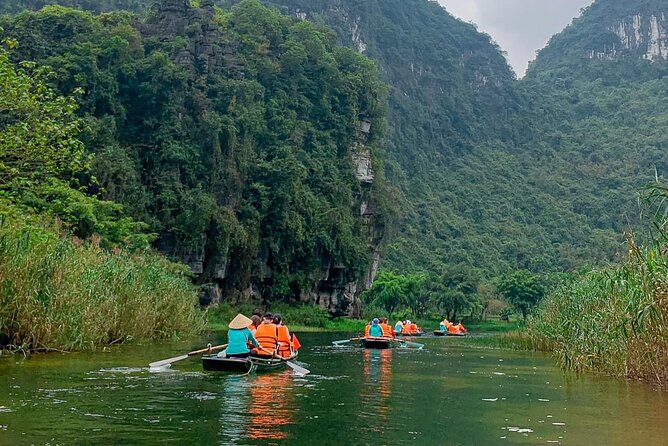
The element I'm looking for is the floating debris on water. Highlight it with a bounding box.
[482,398,498,402]
[552,422,566,426]
[538,398,550,402]
[506,427,534,434]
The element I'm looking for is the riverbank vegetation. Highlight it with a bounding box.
[0,31,203,352]
[0,204,205,352]
[527,184,668,385]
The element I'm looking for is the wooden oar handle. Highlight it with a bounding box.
[188,344,227,356]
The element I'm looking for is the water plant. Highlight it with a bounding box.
[0,205,205,352]
[529,183,668,384]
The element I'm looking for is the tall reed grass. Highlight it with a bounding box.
[0,204,205,352]
[529,238,668,384]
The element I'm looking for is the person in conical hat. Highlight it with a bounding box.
[223,313,260,358]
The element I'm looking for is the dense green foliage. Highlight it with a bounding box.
[496,270,545,321]
[0,0,147,15]
[0,2,388,306]
[361,268,511,323]
[0,37,204,350]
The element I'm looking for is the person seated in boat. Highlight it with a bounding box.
[252,313,279,357]
[394,320,404,336]
[364,321,372,337]
[223,313,260,358]
[440,318,452,332]
[454,322,467,334]
[405,320,418,335]
[249,314,261,335]
[368,318,384,337]
[274,314,294,359]
[379,317,394,337]
[447,321,458,334]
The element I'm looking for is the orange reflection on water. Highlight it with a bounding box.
[362,348,393,420]
[247,372,294,441]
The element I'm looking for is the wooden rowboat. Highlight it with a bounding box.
[361,337,393,349]
[433,330,467,337]
[201,353,298,373]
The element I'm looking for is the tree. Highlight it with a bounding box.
[496,270,545,322]
[364,271,406,319]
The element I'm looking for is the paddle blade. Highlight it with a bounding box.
[149,354,188,368]
[397,340,424,349]
[286,360,310,376]
[332,339,352,346]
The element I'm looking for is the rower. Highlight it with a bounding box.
[223,313,260,358]
[454,322,467,334]
[439,318,451,332]
[369,318,383,337]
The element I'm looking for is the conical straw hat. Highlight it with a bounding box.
[229,313,253,330]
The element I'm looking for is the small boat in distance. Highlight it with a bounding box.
[433,330,467,337]
[201,353,298,373]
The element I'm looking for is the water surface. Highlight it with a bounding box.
[1,333,667,445]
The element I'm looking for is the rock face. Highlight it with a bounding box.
[590,13,668,60]
[304,117,384,317]
[146,0,385,316]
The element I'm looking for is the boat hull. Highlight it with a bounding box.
[201,353,297,373]
[433,330,467,337]
[361,337,393,349]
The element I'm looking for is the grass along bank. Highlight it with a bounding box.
[527,238,668,385]
[0,204,205,352]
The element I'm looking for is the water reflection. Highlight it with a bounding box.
[361,349,393,425]
[218,372,295,445]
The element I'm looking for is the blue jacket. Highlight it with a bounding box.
[226,328,259,355]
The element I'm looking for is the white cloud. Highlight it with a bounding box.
[437,0,594,77]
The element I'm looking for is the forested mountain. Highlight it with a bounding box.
[2,0,666,315]
[240,0,628,275]
[0,0,388,315]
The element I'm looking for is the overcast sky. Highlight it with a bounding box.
[437,0,595,77]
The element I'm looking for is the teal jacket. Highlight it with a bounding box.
[369,324,383,337]
[226,328,259,355]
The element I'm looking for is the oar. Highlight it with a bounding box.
[394,339,424,349]
[284,360,310,376]
[332,337,361,346]
[257,347,310,376]
[149,343,227,368]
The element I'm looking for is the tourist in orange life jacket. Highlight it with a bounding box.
[447,320,458,333]
[273,314,294,359]
[379,317,394,337]
[252,313,279,356]
[408,321,419,334]
[454,322,467,334]
[364,321,372,337]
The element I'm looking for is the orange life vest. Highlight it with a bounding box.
[447,323,457,333]
[380,323,393,337]
[409,323,418,334]
[276,325,293,358]
[254,322,278,355]
[364,324,371,337]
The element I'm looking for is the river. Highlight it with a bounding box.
[1,333,667,445]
